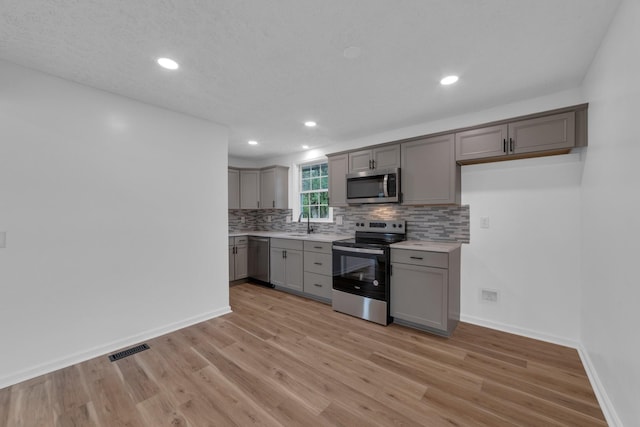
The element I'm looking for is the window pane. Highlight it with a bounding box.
[302,193,309,206]
[302,178,311,191]
[320,206,328,218]
[302,206,310,217]
[302,167,311,179]
[321,176,328,189]
[310,206,319,218]
[310,192,318,205]
[319,192,328,205]
[321,163,328,176]
[312,178,321,190]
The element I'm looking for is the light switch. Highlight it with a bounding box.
[0,232,6,248]
[480,216,490,229]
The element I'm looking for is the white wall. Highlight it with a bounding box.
[0,60,230,387]
[580,0,640,425]
[460,153,583,344]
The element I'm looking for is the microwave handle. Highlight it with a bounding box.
[383,174,389,197]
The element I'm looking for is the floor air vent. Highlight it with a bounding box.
[108,343,150,362]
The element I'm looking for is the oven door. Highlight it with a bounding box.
[332,246,388,301]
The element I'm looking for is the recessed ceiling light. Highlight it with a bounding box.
[248,140,258,145]
[304,121,317,127]
[440,75,459,85]
[157,57,179,70]
[302,145,310,149]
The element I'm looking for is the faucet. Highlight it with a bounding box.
[298,211,314,234]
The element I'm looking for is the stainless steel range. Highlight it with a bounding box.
[332,220,406,325]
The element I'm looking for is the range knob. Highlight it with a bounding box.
[392,224,397,228]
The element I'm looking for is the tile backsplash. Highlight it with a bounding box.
[229,204,470,243]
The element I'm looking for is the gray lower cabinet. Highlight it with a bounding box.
[303,240,333,301]
[401,134,460,205]
[270,238,303,292]
[229,236,248,281]
[391,247,460,336]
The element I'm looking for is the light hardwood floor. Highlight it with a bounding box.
[0,282,606,426]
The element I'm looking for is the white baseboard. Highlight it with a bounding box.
[577,345,623,427]
[0,306,232,390]
[460,314,579,348]
[461,315,622,426]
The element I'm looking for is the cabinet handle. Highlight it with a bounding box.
[371,159,376,169]
[257,201,260,208]
[272,200,275,208]
[410,256,423,260]
[503,138,507,153]
[510,138,514,152]
[354,285,361,290]
[314,262,322,265]
[368,159,372,169]
[313,283,323,287]
[313,246,323,249]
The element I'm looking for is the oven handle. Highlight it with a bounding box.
[333,246,385,256]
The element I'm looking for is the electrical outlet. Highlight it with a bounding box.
[240,217,246,224]
[481,289,499,302]
[480,216,490,229]
[267,215,272,223]
[336,215,343,225]
[286,216,291,223]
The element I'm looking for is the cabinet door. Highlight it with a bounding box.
[401,134,460,205]
[372,144,400,170]
[283,249,304,292]
[455,124,508,162]
[391,263,448,332]
[348,149,373,172]
[270,248,286,287]
[234,245,248,279]
[229,245,235,281]
[240,170,260,209]
[509,112,575,155]
[228,169,240,209]
[260,168,276,209]
[327,154,348,207]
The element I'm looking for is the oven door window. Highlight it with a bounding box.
[332,249,387,300]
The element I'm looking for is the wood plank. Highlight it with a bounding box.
[1,282,607,426]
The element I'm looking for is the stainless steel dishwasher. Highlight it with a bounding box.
[248,236,271,285]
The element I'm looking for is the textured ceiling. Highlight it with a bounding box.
[0,0,620,160]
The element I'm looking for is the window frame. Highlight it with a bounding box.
[296,159,333,223]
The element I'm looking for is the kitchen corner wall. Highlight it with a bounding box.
[229,205,470,243]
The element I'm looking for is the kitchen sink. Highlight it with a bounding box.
[286,233,308,237]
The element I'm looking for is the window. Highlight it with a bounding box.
[299,161,331,220]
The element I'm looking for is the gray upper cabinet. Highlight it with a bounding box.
[348,144,400,172]
[240,169,260,209]
[509,112,575,155]
[455,111,576,163]
[327,153,348,207]
[260,166,289,209]
[228,168,240,209]
[401,134,460,205]
[455,124,509,162]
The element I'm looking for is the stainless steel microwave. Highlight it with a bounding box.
[346,168,400,204]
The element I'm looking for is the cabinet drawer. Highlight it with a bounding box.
[304,252,332,275]
[303,240,333,254]
[391,249,448,268]
[234,236,248,245]
[303,272,332,299]
[271,238,304,251]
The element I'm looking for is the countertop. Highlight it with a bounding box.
[390,240,461,253]
[229,231,352,242]
[230,232,462,251]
